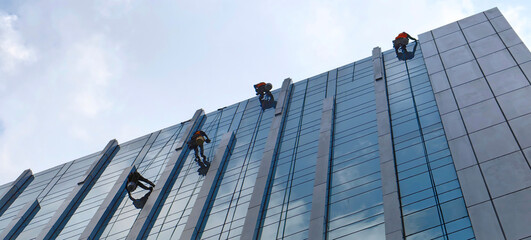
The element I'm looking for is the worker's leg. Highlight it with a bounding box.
[197,160,207,169]
[199,144,206,160]
[193,146,200,160]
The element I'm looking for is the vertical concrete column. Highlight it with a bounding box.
[373,47,384,81]
[275,78,293,116]
[326,69,337,98]
[126,109,206,240]
[308,97,334,240]
[180,131,236,240]
[79,166,137,240]
[419,7,531,240]
[373,46,404,240]
[241,77,293,240]
[0,169,33,217]
[0,199,40,239]
[37,139,120,240]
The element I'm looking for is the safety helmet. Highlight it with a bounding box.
[127,182,137,192]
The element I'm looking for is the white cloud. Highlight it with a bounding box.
[503,5,531,46]
[66,36,115,117]
[0,12,35,73]
[0,0,530,187]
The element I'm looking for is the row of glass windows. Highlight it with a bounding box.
[259,78,318,239]
[0,163,64,234]
[328,58,385,240]
[0,44,481,240]
[383,43,474,240]
[198,97,275,239]
[96,124,189,240]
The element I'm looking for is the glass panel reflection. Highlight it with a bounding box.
[383,43,474,239]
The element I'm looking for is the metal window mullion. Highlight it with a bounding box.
[180,131,236,240]
[0,169,33,217]
[308,96,335,240]
[132,131,162,167]
[278,79,312,239]
[220,110,264,236]
[0,198,40,239]
[240,78,293,240]
[403,56,449,239]
[126,109,206,240]
[36,139,120,240]
[376,46,406,240]
[79,166,136,240]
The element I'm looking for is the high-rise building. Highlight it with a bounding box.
[0,7,530,240]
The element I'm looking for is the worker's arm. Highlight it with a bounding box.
[407,34,417,41]
[202,131,211,143]
[137,175,155,187]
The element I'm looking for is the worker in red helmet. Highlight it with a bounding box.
[254,82,274,102]
[393,32,417,55]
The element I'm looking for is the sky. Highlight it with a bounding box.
[1,0,530,185]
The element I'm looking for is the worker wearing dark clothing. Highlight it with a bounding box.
[254,82,274,102]
[397,40,418,61]
[393,32,417,55]
[188,130,211,163]
[126,170,155,201]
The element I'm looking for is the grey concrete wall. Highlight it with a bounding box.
[180,131,236,240]
[308,97,335,240]
[373,46,404,240]
[241,77,293,240]
[419,7,531,240]
[126,109,205,240]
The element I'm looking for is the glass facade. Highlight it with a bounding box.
[383,43,474,240]
[100,123,190,239]
[259,73,325,239]
[7,8,531,239]
[198,98,274,239]
[2,153,100,239]
[328,58,385,239]
[0,51,474,240]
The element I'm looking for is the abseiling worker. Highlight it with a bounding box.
[188,130,211,163]
[254,82,274,101]
[393,32,417,55]
[126,170,155,201]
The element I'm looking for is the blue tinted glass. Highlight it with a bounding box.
[383,46,473,239]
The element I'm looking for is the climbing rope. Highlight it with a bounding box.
[140,127,181,175]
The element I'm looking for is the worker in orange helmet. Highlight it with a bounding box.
[393,32,417,55]
[188,130,211,166]
[254,82,274,102]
